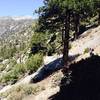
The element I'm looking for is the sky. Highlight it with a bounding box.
[0,0,44,18]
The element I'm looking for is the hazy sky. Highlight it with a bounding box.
[0,0,44,18]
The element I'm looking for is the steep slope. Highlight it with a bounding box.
[0,16,34,60]
[30,25,100,100]
[0,16,35,89]
[0,25,100,100]
[31,24,100,100]
[70,25,100,61]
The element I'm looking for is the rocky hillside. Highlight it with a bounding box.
[70,25,100,61]
[0,16,37,89]
[0,16,34,60]
[0,24,100,100]
[0,16,33,40]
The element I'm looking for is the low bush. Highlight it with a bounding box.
[12,64,26,75]
[0,84,45,100]
[26,53,43,72]
[1,71,18,84]
[0,53,43,84]
[30,32,47,55]
[0,64,5,72]
[0,63,26,84]
[47,44,55,56]
[84,48,90,54]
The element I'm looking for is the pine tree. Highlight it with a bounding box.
[94,0,100,24]
[36,0,97,70]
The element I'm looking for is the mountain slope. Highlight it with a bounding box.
[0,16,34,60]
[70,25,100,60]
[0,25,100,100]
[0,16,33,40]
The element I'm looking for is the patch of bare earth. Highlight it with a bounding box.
[70,25,100,62]
[22,70,63,100]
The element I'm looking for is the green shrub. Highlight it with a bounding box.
[0,63,26,84]
[47,44,55,56]
[26,53,43,72]
[6,59,17,72]
[1,71,18,84]
[0,84,45,100]
[0,53,43,84]
[30,32,47,55]
[0,45,17,59]
[30,32,46,47]
[84,48,90,54]
[12,64,26,75]
[0,64,5,72]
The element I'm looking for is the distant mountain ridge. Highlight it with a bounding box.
[0,16,34,40]
[0,16,33,20]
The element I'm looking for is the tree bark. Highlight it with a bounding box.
[98,10,100,25]
[74,13,80,40]
[62,10,70,69]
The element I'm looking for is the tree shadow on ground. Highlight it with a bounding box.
[30,54,79,83]
[49,55,100,100]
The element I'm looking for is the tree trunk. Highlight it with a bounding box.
[98,10,100,25]
[74,13,80,40]
[62,11,70,69]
